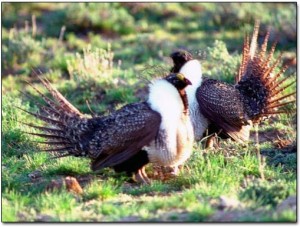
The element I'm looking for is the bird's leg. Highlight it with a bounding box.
[134,166,151,184]
[206,133,218,149]
[134,169,146,184]
[141,166,151,184]
[205,136,214,148]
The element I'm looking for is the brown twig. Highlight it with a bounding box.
[254,123,265,180]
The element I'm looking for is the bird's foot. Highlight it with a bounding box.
[206,134,220,149]
[134,167,151,184]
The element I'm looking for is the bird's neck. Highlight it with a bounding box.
[179,90,189,115]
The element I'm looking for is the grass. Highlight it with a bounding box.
[2,2,296,223]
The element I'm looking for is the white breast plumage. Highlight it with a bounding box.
[145,79,193,166]
[179,59,209,141]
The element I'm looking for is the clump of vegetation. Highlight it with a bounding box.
[66,44,114,83]
[261,147,297,172]
[83,179,120,201]
[2,28,46,74]
[65,3,136,35]
[203,40,240,83]
[2,95,34,158]
[240,180,293,207]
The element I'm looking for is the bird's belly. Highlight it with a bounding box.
[175,117,194,166]
[144,115,194,167]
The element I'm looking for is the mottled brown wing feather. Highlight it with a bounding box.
[89,102,161,170]
[196,79,250,142]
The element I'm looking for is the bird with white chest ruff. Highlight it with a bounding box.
[170,21,296,145]
[170,51,209,142]
[19,72,194,184]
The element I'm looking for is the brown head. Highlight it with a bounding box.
[165,73,192,115]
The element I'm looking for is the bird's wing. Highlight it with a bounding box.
[196,79,250,142]
[90,102,161,170]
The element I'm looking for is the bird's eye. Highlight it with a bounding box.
[176,73,185,81]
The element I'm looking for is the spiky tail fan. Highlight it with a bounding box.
[18,76,92,159]
[236,21,295,179]
[235,20,296,124]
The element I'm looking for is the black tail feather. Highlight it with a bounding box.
[18,121,65,135]
[32,141,72,146]
[37,75,83,117]
[18,90,62,120]
[15,106,66,129]
[24,80,69,117]
[39,147,73,152]
[23,132,68,141]
[18,72,91,160]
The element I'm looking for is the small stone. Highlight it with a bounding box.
[28,170,42,180]
[35,214,54,222]
[118,216,140,222]
[218,196,242,209]
[276,195,296,213]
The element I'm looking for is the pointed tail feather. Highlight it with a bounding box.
[37,75,83,117]
[18,120,63,132]
[236,20,260,83]
[16,106,66,129]
[23,132,68,141]
[236,34,250,83]
[39,147,74,152]
[25,80,69,117]
[265,65,289,88]
[31,68,83,117]
[261,41,277,71]
[259,30,270,59]
[261,110,295,116]
[236,22,296,123]
[271,80,296,98]
[18,89,64,120]
[262,52,283,79]
[267,91,296,105]
[19,73,92,160]
[249,20,260,60]
[32,141,72,146]
[267,100,296,110]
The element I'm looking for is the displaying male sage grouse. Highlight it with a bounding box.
[170,21,296,144]
[19,73,194,183]
[170,51,209,142]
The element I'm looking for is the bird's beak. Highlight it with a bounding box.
[184,78,192,85]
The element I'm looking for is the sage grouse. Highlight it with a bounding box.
[19,73,194,183]
[170,21,296,144]
[170,52,209,141]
